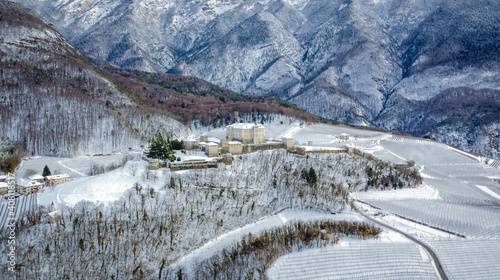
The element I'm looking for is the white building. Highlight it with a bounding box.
[45,174,69,186]
[17,180,44,195]
[226,123,266,144]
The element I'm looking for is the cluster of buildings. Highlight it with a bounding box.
[200,123,294,158]
[149,123,351,171]
[14,174,69,196]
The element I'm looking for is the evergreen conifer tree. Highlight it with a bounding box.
[146,132,176,162]
[42,165,51,177]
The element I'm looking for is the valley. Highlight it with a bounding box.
[9,0,500,157]
[1,1,499,279]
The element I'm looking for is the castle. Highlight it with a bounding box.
[226,123,266,144]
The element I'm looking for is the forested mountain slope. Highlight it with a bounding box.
[10,0,500,158]
[0,2,319,156]
[0,2,187,156]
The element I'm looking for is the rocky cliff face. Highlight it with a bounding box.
[9,0,500,157]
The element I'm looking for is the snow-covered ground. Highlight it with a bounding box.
[351,183,440,201]
[37,161,151,207]
[266,240,438,280]
[15,153,141,179]
[261,124,500,279]
[172,210,363,276]
[426,239,500,279]
[8,122,500,279]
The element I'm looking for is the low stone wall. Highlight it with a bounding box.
[295,147,347,155]
[168,161,218,171]
[243,142,285,154]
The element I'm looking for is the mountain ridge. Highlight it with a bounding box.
[0,2,320,157]
[6,0,500,158]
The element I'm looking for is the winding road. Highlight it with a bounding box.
[356,208,449,280]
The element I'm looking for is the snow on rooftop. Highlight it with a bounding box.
[0,174,13,181]
[182,156,210,162]
[206,142,218,146]
[46,174,69,180]
[207,137,221,143]
[302,146,345,152]
[0,182,8,188]
[26,181,44,187]
[229,123,264,130]
[47,210,62,218]
[31,175,45,180]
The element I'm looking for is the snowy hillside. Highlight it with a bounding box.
[10,0,500,157]
[2,122,499,279]
[0,2,187,156]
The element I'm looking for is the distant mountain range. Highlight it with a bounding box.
[3,0,500,158]
[0,2,315,156]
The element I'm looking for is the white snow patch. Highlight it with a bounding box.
[352,183,439,201]
[38,161,150,207]
[476,185,500,200]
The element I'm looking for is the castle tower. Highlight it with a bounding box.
[220,139,229,153]
[282,137,295,150]
[205,143,219,157]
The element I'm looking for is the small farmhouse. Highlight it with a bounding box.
[227,123,266,144]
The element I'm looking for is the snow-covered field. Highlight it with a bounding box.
[0,193,37,232]
[259,124,500,279]
[5,122,500,279]
[172,210,363,276]
[37,161,150,207]
[266,240,438,280]
[346,130,500,279]
[15,153,141,179]
[426,239,500,280]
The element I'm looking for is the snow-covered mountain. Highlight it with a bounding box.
[8,0,500,157]
[0,2,187,156]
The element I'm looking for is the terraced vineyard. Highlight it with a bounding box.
[427,239,500,280]
[0,194,37,232]
[365,199,500,238]
[267,240,438,280]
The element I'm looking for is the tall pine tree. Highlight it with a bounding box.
[42,165,51,177]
